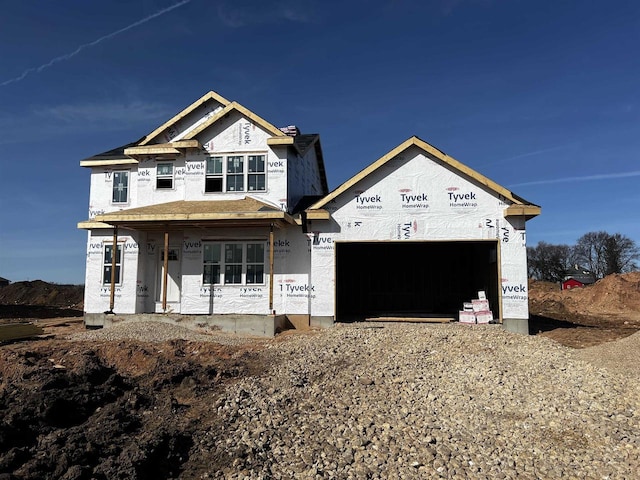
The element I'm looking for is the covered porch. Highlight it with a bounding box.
[79,197,298,321]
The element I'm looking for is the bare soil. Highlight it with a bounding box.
[528,272,640,348]
[1,274,639,478]
[0,325,266,479]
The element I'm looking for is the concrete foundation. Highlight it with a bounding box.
[502,318,530,335]
[84,312,291,337]
[311,315,335,328]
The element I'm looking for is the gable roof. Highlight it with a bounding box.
[309,136,540,219]
[183,101,287,140]
[139,90,231,146]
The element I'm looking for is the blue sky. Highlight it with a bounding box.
[1,0,639,284]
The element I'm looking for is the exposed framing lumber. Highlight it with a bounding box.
[184,102,286,141]
[139,91,230,146]
[309,136,540,220]
[365,316,454,323]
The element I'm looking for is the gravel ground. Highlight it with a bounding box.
[575,330,640,382]
[65,320,270,346]
[68,322,640,479]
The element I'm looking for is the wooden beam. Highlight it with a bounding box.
[504,205,541,219]
[267,137,295,146]
[80,158,138,167]
[77,221,113,230]
[162,231,169,311]
[269,224,275,313]
[305,209,330,220]
[109,227,118,312]
[365,316,454,323]
[124,146,181,156]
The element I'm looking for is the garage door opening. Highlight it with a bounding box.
[335,241,499,322]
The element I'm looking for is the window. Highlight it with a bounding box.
[224,244,243,284]
[156,163,174,189]
[205,156,223,192]
[203,243,221,285]
[246,243,265,284]
[112,171,129,203]
[204,154,266,193]
[202,242,265,285]
[226,156,244,192]
[248,155,266,191]
[103,244,122,285]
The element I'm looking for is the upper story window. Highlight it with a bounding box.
[205,154,266,193]
[205,156,223,192]
[248,155,266,191]
[112,171,129,204]
[226,156,244,192]
[156,163,174,189]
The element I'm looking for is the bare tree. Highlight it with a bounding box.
[527,241,574,282]
[573,231,639,279]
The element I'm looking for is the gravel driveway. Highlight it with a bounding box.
[197,323,639,479]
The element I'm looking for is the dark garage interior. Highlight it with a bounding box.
[335,241,499,321]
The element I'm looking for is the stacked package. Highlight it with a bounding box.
[279,125,300,136]
[459,291,494,324]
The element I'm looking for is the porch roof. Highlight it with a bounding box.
[78,197,296,230]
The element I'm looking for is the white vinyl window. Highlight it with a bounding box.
[226,156,244,192]
[205,156,223,192]
[204,154,266,193]
[248,155,266,191]
[103,244,122,285]
[112,171,129,203]
[156,163,174,189]
[202,242,265,285]
[203,243,221,285]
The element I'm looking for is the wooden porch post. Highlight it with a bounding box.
[109,226,118,312]
[269,223,275,313]
[162,230,169,311]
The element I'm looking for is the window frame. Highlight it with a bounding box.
[156,162,175,190]
[102,243,123,286]
[204,153,267,194]
[202,241,266,286]
[205,156,224,193]
[111,170,130,204]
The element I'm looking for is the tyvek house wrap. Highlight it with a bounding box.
[84,230,142,314]
[307,145,531,320]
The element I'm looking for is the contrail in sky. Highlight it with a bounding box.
[509,170,640,188]
[1,0,191,87]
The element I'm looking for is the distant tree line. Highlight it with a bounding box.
[527,231,640,282]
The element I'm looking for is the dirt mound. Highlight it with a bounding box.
[0,337,264,479]
[529,272,640,347]
[529,272,640,319]
[0,281,83,319]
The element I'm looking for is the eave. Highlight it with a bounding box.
[124,139,202,158]
[504,205,541,220]
[267,137,295,146]
[77,220,114,230]
[80,158,139,167]
[80,198,296,231]
[305,209,331,220]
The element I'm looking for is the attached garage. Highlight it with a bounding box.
[305,136,540,333]
[335,240,499,321]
